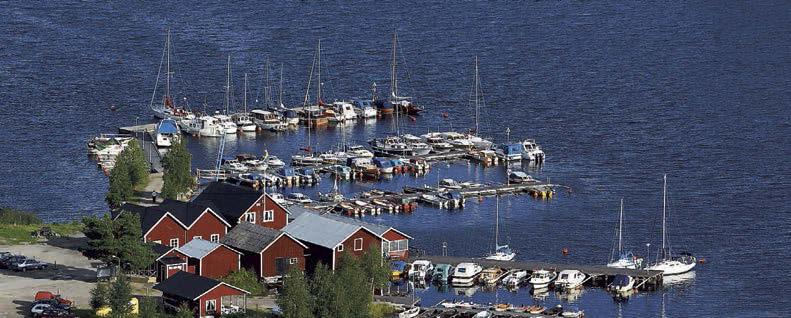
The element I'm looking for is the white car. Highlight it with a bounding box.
[31,303,52,316]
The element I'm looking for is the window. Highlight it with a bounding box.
[169,238,179,247]
[354,238,363,251]
[337,244,344,252]
[205,299,216,313]
[153,240,162,244]
[386,239,408,252]
[193,236,202,240]
[263,210,274,222]
[289,258,298,265]
[210,234,220,243]
[244,212,256,223]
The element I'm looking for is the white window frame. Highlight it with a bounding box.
[263,210,274,222]
[354,238,363,251]
[289,258,298,265]
[210,234,220,243]
[337,244,344,252]
[169,238,179,247]
[193,236,202,240]
[153,240,162,244]
[244,212,256,223]
[205,299,216,313]
[387,239,408,252]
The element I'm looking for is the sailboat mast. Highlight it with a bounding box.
[495,196,500,249]
[474,56,479,136]
[264,58,271,107]
[225,56,231,115]
[279,63,284,107]
[243,73,248,113]
[662,174,667,258]
[392,32,400,135]
[164,29,172,108]
[317,39,321,105]
[618,198,623,254]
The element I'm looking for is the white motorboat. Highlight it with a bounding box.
[408,260,434,281]
[194,115,222,137]
[251,109,284,130]
[646,175,697,275]
[155,118,180,147]
[359,106,377,118]
[286,193,313,204]
[521,139,545,161]
[502,270,528,287]
[235,114,257,132]
[265,156,285,168]
[607,274,634,293]
[291,154,324,166]
[397,307,420,318]
[442,132,475,149]
[221,158,248,173]
[473,311,491,318]
[528,269,557,289]
[496,143,523,161]
[439,178,462,189]
[345,145,374,159]
[555,270,586,290]
[331,101,358,121]
[242,159,267,171]
[369,136,414,156]
[213,114,237,134]
[467,134,493,150]
[607,199,645,270]
[485,197,516,261]
[424,135,454,154]
[508,170,535,184]
[451,262,483,286]
[269,193,287,205]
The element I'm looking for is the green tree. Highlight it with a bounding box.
[123,140,150,188]
[90,282,110,310]
[107,160,133,207]
[82,213,156,270]
[175,303,195,318]
[161,140,193,200]
[360,246,389,295]
[106,140,150,207]
[311,263,339,318]
[335,254,370,318]
[108,275,133,318]
[221,268,265,296]
[277,266,314,318]
[138,297,160,318]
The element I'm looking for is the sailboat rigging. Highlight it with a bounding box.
[606,199,644,269]
[485,196,516,261]
[646,174,697,275]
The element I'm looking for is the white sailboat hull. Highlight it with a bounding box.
[647,260,696,275]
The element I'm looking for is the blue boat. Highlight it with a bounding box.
[373,157,394,174]
[496,143,524,161]
[155,118,180,147]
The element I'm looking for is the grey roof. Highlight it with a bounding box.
[221,222,283,254]
[320,213,392,236]
[178,239,220,259]
[286,205,317,220]
[282,212,364,249]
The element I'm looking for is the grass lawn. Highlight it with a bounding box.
[0,222,83,245]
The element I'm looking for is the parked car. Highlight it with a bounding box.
[1,255,25,269]
[38,309,77,318]
[31,303,52,317]
[14,259,48,271]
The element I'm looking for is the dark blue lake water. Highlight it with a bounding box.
[2,2,789,316]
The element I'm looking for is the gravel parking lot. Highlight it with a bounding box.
[0,238,99,317]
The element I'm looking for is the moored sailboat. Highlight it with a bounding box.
[646,174,697,275]
[607,199,644,269]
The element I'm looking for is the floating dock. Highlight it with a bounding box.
[118,124,164,172]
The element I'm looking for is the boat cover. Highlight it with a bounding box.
[611,274,631,286]
[157,119,179,134]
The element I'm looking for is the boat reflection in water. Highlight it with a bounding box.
[663,271,696,287]
[454,285,480,297]
[555,287,585,303]
[530,287,550,301]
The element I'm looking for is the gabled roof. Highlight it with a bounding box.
[282,212,377,249]
[153,271,249,300]
[222,222,307,254]
[151,243,174,258]
[193,182,278,222]
[321,213,395,237]
[118,200,230,234]
[178,239,222,259]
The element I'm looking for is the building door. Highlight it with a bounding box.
[275,257,288,275]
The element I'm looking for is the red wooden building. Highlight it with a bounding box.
[117,199,231,247]
[282,211,386,271]
[178,239,241,279]
[154,271,248,318]
[193,182,290,230]
[321,213,412,259]
[221,222,307,283]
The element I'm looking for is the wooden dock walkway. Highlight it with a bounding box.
[118,124,164,172]
[408,255,664,289]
